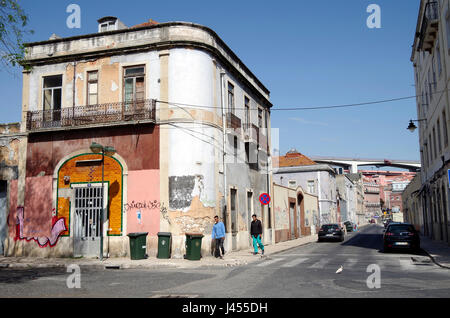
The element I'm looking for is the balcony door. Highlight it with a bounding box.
[123,66,145,113]
[42,75,62,124]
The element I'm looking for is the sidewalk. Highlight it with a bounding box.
[0,235,318,270]
[419,235,450,269]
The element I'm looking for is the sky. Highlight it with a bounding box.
[0,0,421,161]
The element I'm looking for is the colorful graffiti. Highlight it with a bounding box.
[15,207,67,248]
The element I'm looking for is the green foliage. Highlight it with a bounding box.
[0,0,33,70]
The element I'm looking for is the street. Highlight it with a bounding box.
[1,224,449,298]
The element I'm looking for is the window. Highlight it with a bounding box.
[307,180,315,194]
[124,65,145,108]
[247,191,253,220]
[288,180,297,189]
[258,108,263,128]
[446,12,450,50]
[244,96,250,128]
[437,40,442,76]
[43,75,62,111]
[228,82,234,114]
[437,119,442,153]
[433,127,438,159]
[230,189,237,233]
[233,136,238,160]
[429,134,433,161]
[87,71,98,105]
[443,110,449,147]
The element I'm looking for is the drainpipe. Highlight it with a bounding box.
[219,69,227,229]
[72,62,77,123]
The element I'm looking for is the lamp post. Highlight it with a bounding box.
[90,142,116,261]
[407,119,427,132]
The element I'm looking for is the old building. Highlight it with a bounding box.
[272,183,319,243]
[273,149,338,225]
[4,18,272,258]
[346,173,366,225]
[403,174,423,232]
[336,174,356,224]
[411,0,450,245]
[0,123,26,255]
[362,176,381,221]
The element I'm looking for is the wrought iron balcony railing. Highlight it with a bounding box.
[226,112,241,130]
[418,1,439,52]
[26,99,156,131]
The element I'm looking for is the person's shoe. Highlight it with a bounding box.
[262,250,264,255]
[253,252,258,255]
[220,256,224,259]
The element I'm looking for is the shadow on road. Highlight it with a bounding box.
[0,268,67,284]
[340,231,428,256]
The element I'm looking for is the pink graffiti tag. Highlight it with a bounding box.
[15,207,67,248]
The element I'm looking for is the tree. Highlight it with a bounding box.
[0,0,33,69]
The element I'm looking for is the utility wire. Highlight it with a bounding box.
[155,87,448,111]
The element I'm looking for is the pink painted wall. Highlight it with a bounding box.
[126,170,160,236]
[23,176,53,237]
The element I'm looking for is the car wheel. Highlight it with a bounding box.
[383,244,390,253]
[318,238,322,242]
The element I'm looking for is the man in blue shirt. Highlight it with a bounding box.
[212,215,226,259]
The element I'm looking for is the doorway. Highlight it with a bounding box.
[73,185,107,257]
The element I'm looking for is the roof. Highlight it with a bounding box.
[273,151,316,168]
[131,19,159,28]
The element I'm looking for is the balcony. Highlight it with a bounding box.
[417,1,439,53]
[26,99,156,132]
[226,112,241,130]
[243,123,258,142]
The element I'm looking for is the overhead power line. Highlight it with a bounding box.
[155,87,450,111]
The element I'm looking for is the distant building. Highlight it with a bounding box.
[273,150,338,226]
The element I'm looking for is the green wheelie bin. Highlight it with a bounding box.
[157,232,172,259]
[185,233,204,260]
[127,232,148,260]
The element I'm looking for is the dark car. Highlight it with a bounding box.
[383,223,420,252]
[318,224,345,242]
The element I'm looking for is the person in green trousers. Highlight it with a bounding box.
[250,214,264,255]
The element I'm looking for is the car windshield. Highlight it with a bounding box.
[321,224,339,230]
[388,224,414,233]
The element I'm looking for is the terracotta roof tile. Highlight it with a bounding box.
[131,19,159,28]
[274,151,317,167]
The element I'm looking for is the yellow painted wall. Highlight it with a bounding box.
[57,153,123,235]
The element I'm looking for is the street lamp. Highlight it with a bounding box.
[407,119,427,132]
[90,142,116,261]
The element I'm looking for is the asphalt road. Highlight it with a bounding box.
[1,224,449,298]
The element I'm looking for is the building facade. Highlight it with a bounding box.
[336,174,356,224]
[273,150,338,226]
[411,0,450,245]
[4,18,273,258]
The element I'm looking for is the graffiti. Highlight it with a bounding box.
[124,199,163,212]
[15,207,67,248]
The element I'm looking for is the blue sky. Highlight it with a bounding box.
[0,0,421,160]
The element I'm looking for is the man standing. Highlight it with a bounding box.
[212,215,225,259]
[250,214,264,255]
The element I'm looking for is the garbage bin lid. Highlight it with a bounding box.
[185,232,204,237]
[157,232,172,237]
[127,232,148,237]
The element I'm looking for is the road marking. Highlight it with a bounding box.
[309,258,330,269]
[280,258,309,268]
[256,258,285,267]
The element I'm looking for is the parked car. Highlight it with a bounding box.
[343,221,353,232]
[318,224,345,242]
[383,222,420,252]
[369,219,376,224]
